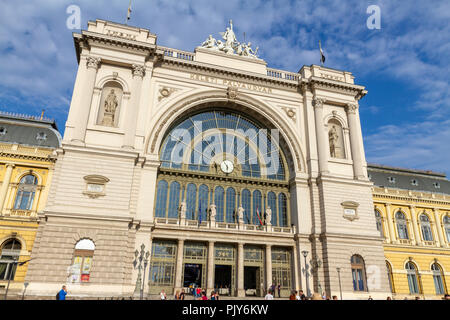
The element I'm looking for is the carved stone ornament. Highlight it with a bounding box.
[283,107,296,121]
[200,20,260,59]
[132,64,145,78]
[227,86,238,100]
[341,201,360,221]
[82,175,109,199]
[346,103,358,114]
[158,87,178,102]
[86,57,101,70]
[312,97,325,109]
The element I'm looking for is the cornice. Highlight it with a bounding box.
[372,192,450,207]
[309,76,367,100]
[0,151,56,163]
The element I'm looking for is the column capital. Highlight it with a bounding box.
[312,96,325,109]
[345,103,358,114]
[4,163,15,168]
[409,205,416,210]
[132,64,146,78]
[86,56,101,70]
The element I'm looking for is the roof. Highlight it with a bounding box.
[367,163,450,195]
[0,111,62,149]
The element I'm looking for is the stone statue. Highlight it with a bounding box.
[209,204,217,222]
[219,20,237,54]
[102,89,119,127]
[329,125,339,158]
[237,206,245,224]
[179,201,187,219]
[265,207,272,226]
[242,42,259,58]
[201,34,217,49]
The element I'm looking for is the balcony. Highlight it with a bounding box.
[154,217,295,234]
[2,209,37,218]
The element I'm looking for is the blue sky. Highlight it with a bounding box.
[0,0,449,176]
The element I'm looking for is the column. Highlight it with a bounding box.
[174,239,184,292]
[410,206,422,246]
[265,244,272,293]
[312,97,329,174]
[431,219,441,247]
[237,243,245,297]
[382,216,391,243]
[72,56,101,143]
[122,64,145,149]
[345,103,365,180]
[30,186,43,217]
[292,245,300,291]
[0,163,14,213]
[207,241,215,293]
[385,203,396,244]
[433,208,446,247]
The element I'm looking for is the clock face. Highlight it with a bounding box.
[220,160,234,174]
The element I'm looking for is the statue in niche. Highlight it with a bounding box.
[265,207,272,226]
[209,204,217,222]
[237,206,245,224]
[329,125,340,158]
[179,201,187,220]
[101,89,119,127]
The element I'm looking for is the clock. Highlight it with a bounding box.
[220,160,234,174]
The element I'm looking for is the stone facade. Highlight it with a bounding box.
[24,19,390,299]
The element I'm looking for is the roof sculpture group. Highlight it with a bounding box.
[200,20,260,59]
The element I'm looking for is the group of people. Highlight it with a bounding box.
[170,288,220,300]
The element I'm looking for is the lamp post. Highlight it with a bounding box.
[4,258,32,300]
[133,244,150,300]
[336,267,343,300]
[311,257,322,295]
[301,250,310,297]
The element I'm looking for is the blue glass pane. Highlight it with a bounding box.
[168,182,180,218]
[241,189,251,224]
[215,187,225,222]
[252,190,262,225]
[278,193,287,227]
[155,180,168,217]
[226,188,236,223]
[186,184,197,220]
[198,185,209,221]
[268,192,277,226]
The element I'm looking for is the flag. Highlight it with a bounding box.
[256,207,263,226]
[127,0,132,22]
[319,40,326,65]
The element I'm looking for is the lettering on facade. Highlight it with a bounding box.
[190,73,273,94]
[319,72,344,82]
[106,29,137,41]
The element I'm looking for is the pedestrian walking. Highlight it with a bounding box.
[56,285,68,300]
[277,283,281,298]
[160,289,167,300]
[264,289,274,300]
[180,291,185,300]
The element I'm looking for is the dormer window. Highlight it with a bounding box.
[368,174,372,180]
[411,179,418,186]
[388,177,396,184]
[433,182,440,189]
[36,132,47,141]
[0,127,6,136]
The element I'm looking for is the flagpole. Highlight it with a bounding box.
[126,0,132,25]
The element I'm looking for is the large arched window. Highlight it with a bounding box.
[156,109,291,226]
[241,189,251,224]
[444,215,450,243]
[185,183,197,220]
[375,210,384,238]
[420,213,433,242]
[198,184,209,221]
[278,193,288,227]
[395,211,409,240]
[69,239,95,283]
[386,261,395,293]
[0,238,21,281]
[267,192,277,226]
[13,174,38,211]
[406,262,420,294]
[155,180,168,218]
[351,255,367,291]
[431,263,446,295]
[167,181,180,218]
[226,187,236,223]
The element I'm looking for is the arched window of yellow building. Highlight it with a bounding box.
[386,261,395,293]
[374,210,384,238]
[0,238,21,281]
[419,213,433,242]
[395,211,409,240]
[69,239,95,283]
[444,215,450,243]
[351,255,367,292]
[13,174,38,211]
[431,263,446,295]
[406,262,420,294]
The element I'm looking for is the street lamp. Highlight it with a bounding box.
[133,244,150,300]
[311,257,322,295]
[4,258,32,300]
[336,267,343,300]
[301,250,311,297]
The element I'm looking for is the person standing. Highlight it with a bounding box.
[289,290,297,300]
[57,285,68,300]
[180,291,185,300]
[277,283,281,298]
[174,290,181,300]
[298,290,306,300]
[160,289,167,300]
[265,289,274,300]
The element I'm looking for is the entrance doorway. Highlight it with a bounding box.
[183,263,203,288]
[215,265,232,296]
[244,266,260,296]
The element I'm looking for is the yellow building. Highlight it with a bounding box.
[368,164,450,300]
[0,111,61,298]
